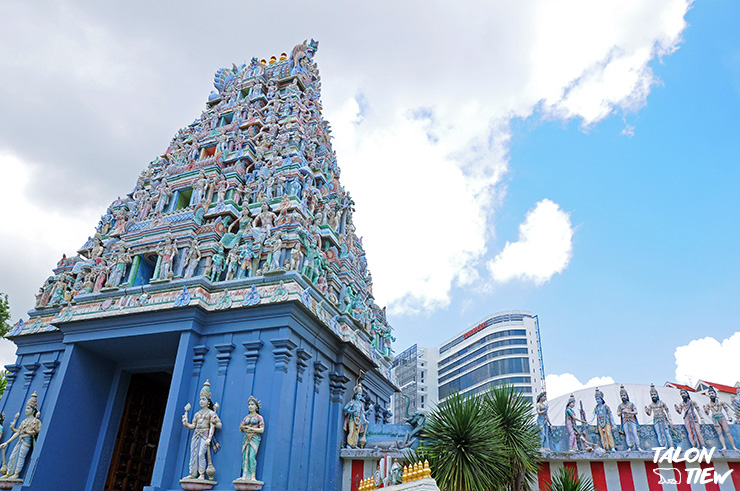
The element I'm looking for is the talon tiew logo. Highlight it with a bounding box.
[652,447,734,485]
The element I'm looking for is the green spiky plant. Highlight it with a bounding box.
[545,467,596,491]
[485,385,542,491]
[418,392,507,491]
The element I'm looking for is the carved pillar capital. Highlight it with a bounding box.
[242,340,264,374]
[271,338,297,373]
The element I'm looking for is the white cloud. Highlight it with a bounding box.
[0,0,691,318]
[545,373,616,399]
[674,333,740,386]
[487,199,574,285]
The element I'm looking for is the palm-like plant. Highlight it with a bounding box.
[485,385,541,490]
[418,392,507,491]
[545,467,595,491]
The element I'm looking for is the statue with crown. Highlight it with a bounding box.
[181,380,222,490]
[0,392,41,486]
[344,372,368,449]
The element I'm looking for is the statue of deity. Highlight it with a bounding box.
[235,396,265,486]
[703,386,737,450]
[731,388,740,422]
[210,248,226,282]
[344,377,368,449]
[225,248,240,281]
[157,234,178,281]
[106,243,132,288]
[593,388,615,451]
[674,389,705,448]
[536,392,552,450]
[564,394,588,452]
[181,380,222,482]
[644,384,673,448]
[0,392,42,481]
[182,241,202,278]
[617,385,642,451]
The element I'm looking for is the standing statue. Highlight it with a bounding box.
[593,388,616,451]
[536,392,552,450]
[210,248,226,282]
[235,396,265,487]
[674,389,705,448]
[564,394,588,452]
[106,243,132,288]
[703,386,737,450]
[344,377,368,449]
[182,241,202,278]
[181,380,222,483]
[157,234,178,281]
[731,387,740,422]
[644,384,673,448]
[617,385,642,451]
[0,392,42,481]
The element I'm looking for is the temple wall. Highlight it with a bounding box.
[1,301,394,491]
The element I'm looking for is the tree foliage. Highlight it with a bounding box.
[485,385,542,490]
[418,392,507,491]
[0,292,10,338]
[545,467,595,491]
[419,386,542,491]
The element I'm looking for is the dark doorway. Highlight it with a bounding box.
[104,372,171,491]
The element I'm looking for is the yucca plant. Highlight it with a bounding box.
[485,385,541,491]
[545,467,595,491]
[418,392,507,491]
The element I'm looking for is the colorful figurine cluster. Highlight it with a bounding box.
[538,384,739,453]
[22,40,394,362]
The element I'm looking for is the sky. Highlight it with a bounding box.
[0,0,738,398]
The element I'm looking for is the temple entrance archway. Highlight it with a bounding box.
[104,372,172,491]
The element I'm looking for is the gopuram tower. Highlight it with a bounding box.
[1,40,396,491]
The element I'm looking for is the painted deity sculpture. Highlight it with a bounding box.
[106,243,132,288]
[564,394,588,452]
[536,392,552,450]
[593,388,615,451]
[674,389,705,448]
[344,380,368,449]
[182,241,202,278]
[157,234,178,281]
[181,380,222,483]
[731,388,740,422]
[644,383,673,448]
[616,385,642,451]
[235,396,265,485]
[0,392,42,481]
[703,386,737,450]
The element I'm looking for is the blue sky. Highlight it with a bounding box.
[390,0,740,389]
[0,0,737,395]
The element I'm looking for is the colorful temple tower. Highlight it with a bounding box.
[1,41,396,491]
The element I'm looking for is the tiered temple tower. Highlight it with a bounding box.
[2,40,395,491]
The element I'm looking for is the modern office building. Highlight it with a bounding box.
[390,344,439,424]
[437,310,545,403]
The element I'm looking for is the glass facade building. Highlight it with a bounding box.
[438,311,545,402]
[390,344,439,424]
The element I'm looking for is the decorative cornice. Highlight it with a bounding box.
[42,360,60,388]
[313,361,328,394]
[193,345,209,376]
[214,343,235,376]
[23,362,40,389]
[328,372,350,403]
[271,338,297,373]
[242,340,264,374]
[295,348,312,382]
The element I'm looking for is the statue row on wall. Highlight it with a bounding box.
[180,380,265,490]
[537,384,740,453]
